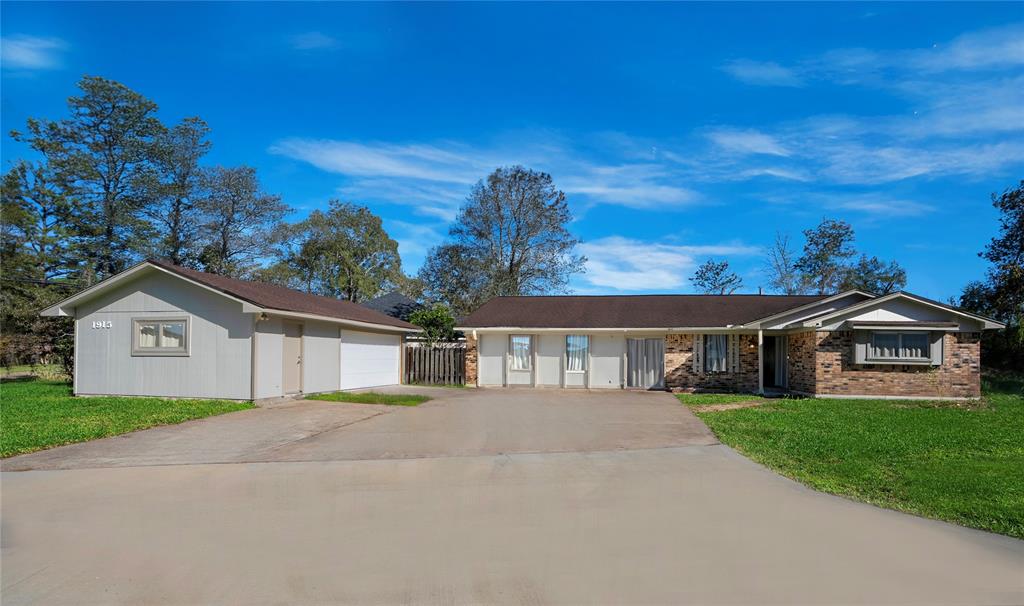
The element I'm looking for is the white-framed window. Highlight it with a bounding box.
[510,335,532,370]
[704,334,728,373]
[133,317,189,356]
[869,331,930,362]
[566,335,588,372]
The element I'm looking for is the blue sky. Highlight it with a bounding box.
[2,2,1022,300]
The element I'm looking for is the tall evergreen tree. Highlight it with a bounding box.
[690,259,743,294]
[196,166,288,276]
[146,117,211,266]
[13,76,164,281]
[794,218,857,294]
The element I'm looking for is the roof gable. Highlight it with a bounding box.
[796,291,1004,330]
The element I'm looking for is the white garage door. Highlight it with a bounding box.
[340,330,401,390]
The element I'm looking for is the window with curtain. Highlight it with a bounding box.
[133,318,189,355]
[566,335,588,372]
[510,335,532,370]
[704,334,728,373]
[869,332,929,361]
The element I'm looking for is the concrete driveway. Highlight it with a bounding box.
[3,388,1023,604]
[2,387,715,470]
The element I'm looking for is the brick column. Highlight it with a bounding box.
[465,334,478,386]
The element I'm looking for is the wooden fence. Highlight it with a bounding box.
[404,343,466,385]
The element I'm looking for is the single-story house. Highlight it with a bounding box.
[456,291,1004,399]
[40,259,418,400]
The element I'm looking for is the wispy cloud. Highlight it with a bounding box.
[726,23,1024,88]
[289,31,339,51]
[578,236,759,291]
[1,35,67,70]
[707,129,791,157]
[270,139,483,183]
[271,136,702,215]
[721,59,803,87]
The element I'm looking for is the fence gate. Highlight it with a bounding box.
[405,343,466,385]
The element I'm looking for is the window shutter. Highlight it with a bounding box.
[692,334,702,373]
[853,331,869,364]
[930,332,944,366]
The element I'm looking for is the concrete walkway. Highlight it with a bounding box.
[2,389,1022,604]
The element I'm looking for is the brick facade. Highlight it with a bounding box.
[465,335,478,386]
[665,333,759,393]
[786,331,817,395]
[788,330,981,399]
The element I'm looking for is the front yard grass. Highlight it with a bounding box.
[692,374,1024,539]
[305,391,431,406]
[1,379,254,458]
[676,393,768,406]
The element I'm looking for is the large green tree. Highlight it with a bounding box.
[419,166,585,315]
[195,166,288,276]
[690,259,742,294]
[840,255,907,295]
[957,181,1023,368]
[794,218,857,294]
[13,76,164,281]
[261,201,401,302]
[145,117,211,266]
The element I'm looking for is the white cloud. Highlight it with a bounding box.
[338,178,466,221]
[290,31,339,51]
[907,23,1024,73]
[271,137,702,213]
[578,236,759,291]
[1,35,67,70]
[270,139,483,183]
[707,129,791,157]
[722,59,803,87]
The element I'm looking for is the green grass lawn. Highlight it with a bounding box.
[692,374,1024,539]
[1,379,254,458]
[676,392,768,406]
[305,391,431,406]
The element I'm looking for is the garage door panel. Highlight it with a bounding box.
[340,330,400,390]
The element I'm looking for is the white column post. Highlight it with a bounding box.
[757,329,764,395]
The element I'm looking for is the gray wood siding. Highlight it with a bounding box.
[76,272,253,399]
[303,321,341,394]
[254,318,284,399]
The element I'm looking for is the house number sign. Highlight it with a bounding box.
[92,320,112,329]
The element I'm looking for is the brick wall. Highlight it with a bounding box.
[665,334,759,392]
[465,335,478,386]
[787,331,817,395]
[810,330,980,398]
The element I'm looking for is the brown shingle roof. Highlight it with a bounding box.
[459,294,828,329]
[148,259,417,330]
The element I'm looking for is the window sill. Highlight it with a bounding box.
[566,370,586,374]
[864,358,933,366]
[132,350,190,357]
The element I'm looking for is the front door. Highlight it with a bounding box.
[626,338,664,389]
[762,335,788,389]
[282,322,303,394]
